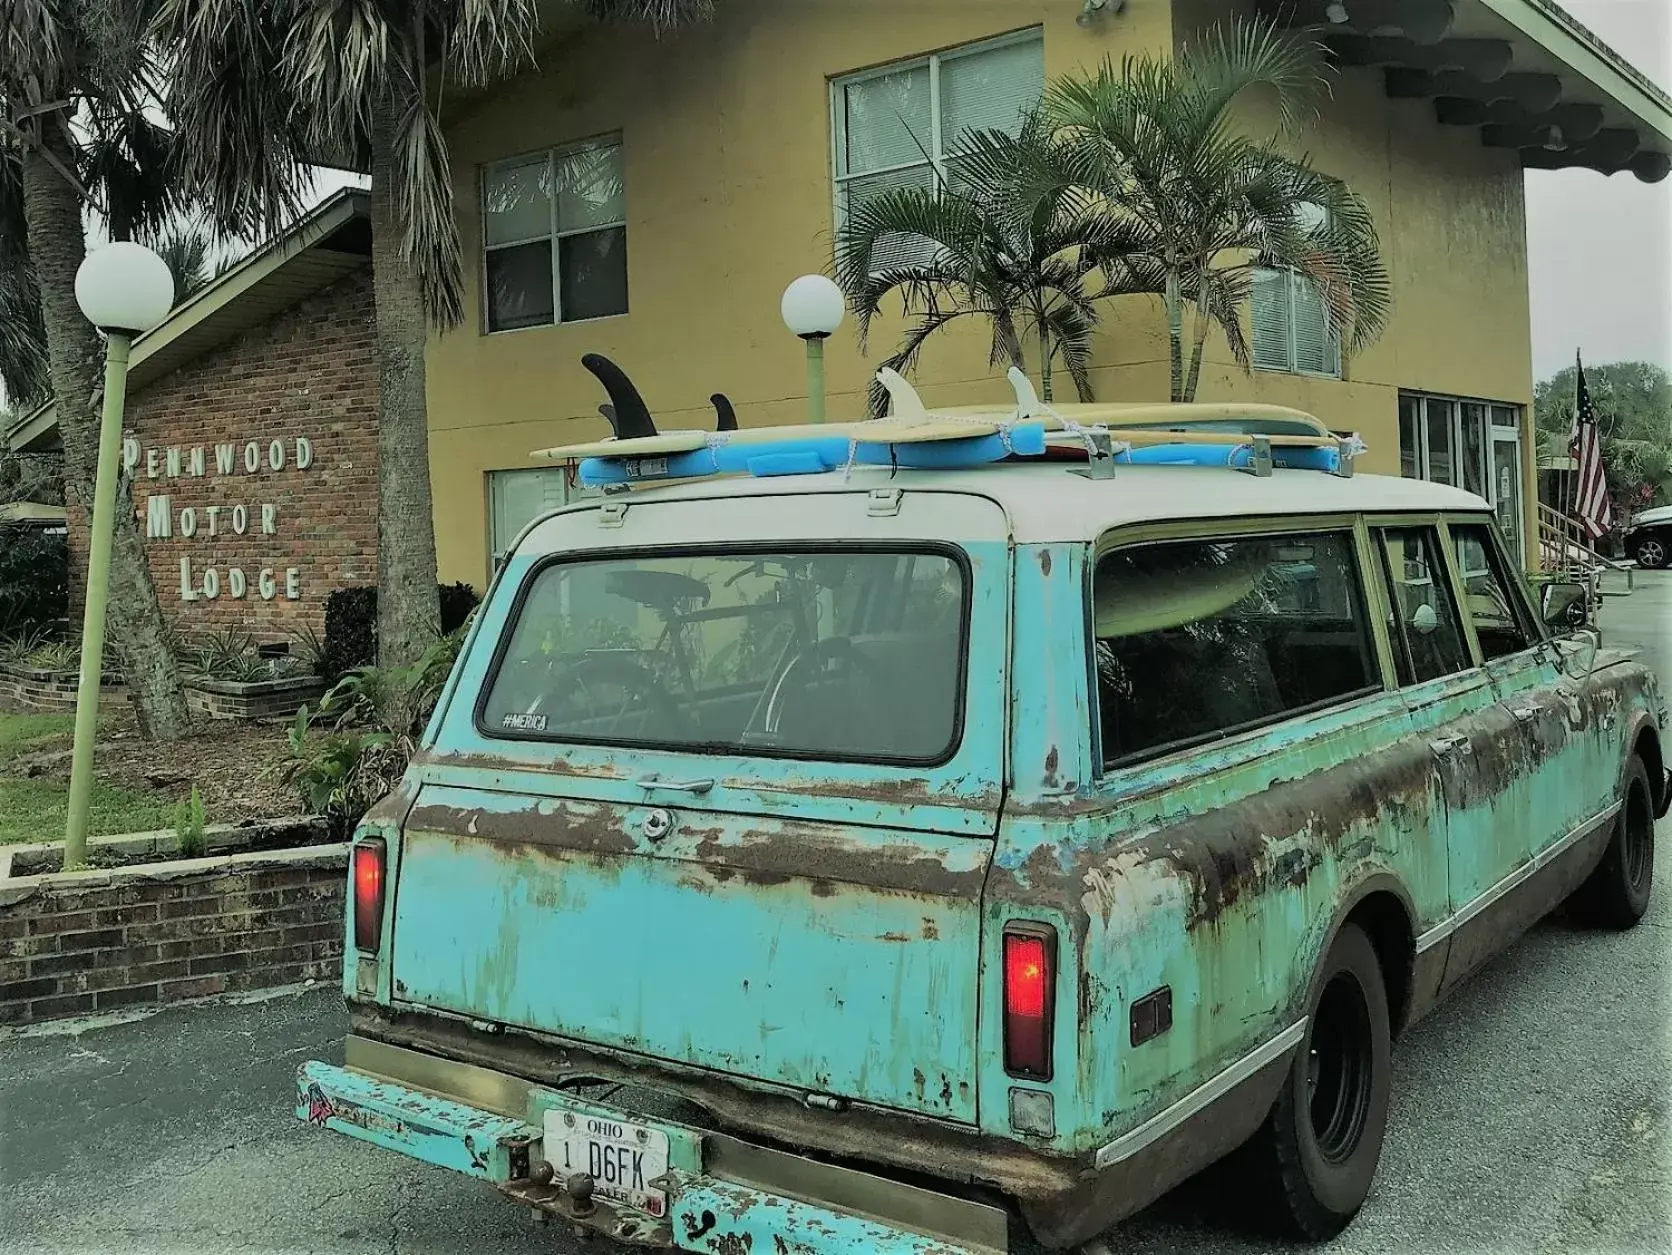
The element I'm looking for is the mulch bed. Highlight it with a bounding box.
[4,703,302,823]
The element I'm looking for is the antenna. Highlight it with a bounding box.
[874,367,928,421]
[581,354,659,439]
[711,393,738,432]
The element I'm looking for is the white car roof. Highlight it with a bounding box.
[1630,504,1672,528]
[558,461,1492,546]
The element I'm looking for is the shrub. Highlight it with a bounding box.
[321,583,480,681]
[0,523,68,634]
[174,784,207,858]
[279,705,393,842]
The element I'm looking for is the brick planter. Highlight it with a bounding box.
[0,825,345,1027]
[185,675,327,720]
[0,662,126,712]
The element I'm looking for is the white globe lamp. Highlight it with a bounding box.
[62,240,175,871]
[780,275,845,424]
[75,241,175,334]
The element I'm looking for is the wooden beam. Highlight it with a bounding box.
[1269,0,1455,44]
[1630,151,1672,184]
[1327,35,1513,81]
[1384,68,1564,113]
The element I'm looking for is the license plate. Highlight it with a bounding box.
[542,1109,670,1217]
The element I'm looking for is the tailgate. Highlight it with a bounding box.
[389,784,991,1123]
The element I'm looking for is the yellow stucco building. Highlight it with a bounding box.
[426,0,1672,591]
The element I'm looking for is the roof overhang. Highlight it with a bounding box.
[0,502,67,526]
[1263,0,1672,183]
[5,188,372,453]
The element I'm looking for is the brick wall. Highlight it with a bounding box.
[0,845,346,1026]
[67,272,380,643]
[0,665,125,711]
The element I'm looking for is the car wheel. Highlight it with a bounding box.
[1635,534,1669,569]
[1246,923,1391,1240]
[1570,756,1656,929]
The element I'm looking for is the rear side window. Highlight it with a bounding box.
[1092,530,1378,764]
[1449,521,1535,661]
[1375,527,1472,685]
[479,548,967,763]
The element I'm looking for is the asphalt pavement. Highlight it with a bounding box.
[3,573,1669,1255]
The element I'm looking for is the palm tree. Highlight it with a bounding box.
[834,115,1144,412]
[159,0,715,669]
[1024,18,1391,402]
[2,0,194,739]
[152,221,221,301]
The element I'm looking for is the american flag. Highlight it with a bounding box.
[1568,355,1614,540]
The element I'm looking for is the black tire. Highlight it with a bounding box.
[1570,757,1656,929]
[1635,533,1669,570]
[1247,923,1392,1241]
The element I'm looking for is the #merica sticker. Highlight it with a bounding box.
[501,712,548,732]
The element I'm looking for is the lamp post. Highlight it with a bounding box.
[780,275,845,424]
[64,242,174,870]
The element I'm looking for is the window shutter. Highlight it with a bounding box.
[1251,268,1292,371]
[491,468,571,560]
[842,66,933,173]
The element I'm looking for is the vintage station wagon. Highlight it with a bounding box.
[299,378,1667,1254]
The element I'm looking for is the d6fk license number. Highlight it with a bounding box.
[542,1110,671,1217]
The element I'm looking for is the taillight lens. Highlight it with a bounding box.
[352,839,386,953]
[1003,927,1056,1079]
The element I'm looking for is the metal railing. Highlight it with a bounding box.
[1536,501,1635,598]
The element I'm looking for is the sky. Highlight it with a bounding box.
[1525,0,1672,379]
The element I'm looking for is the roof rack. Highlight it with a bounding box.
[530,356,1365,485]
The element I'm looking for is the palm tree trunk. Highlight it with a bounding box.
[1164,269,1184,403]
[1037,319,1054,403]
[1182,283,1213,403]
[368,92,442,670]
[20,123,192,741]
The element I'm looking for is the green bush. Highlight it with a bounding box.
[174,784,207,858]
[0,523,67,634]
[321,583,481,682]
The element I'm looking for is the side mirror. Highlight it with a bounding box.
[1541,580,1592,632]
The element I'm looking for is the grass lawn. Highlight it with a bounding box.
[0,709,180,845]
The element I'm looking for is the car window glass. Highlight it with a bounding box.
[1376,527,1472,685]
[1449,522,1534,661]
[1092,530,1377,765]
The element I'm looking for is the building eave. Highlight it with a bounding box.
[1264,0,1672,183]
[4,187,373,453]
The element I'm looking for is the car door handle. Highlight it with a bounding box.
[636,774,715,795]
[1429,734,1471,757]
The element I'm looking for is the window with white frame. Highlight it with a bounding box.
[489,467,572,566]
[1251,203,1341,378]
[482,137,627,333]
[831,30,1044,270]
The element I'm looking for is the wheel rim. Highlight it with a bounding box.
[1307,973,1375,1164]
[1641,540,1666,567]
[1623,780,1654,893]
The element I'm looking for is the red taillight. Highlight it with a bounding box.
[1003,927,1056,1080]
[352,839,386,953]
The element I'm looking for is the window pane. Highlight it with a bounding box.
[556,143,624,232]
[1093,532,1376,764]
[484,158,552,246]
[1290,274,1339,376]
[939,38,1043,152]
[1460,402,1487,497]
[1399,396,1420,479]
[482,550,966,762]
[490,468,570,560]
[842,65,933,172]
[1424,398,1455,486]
[485,240,554,331]
[1251,268,1291,370]
[1450,522,1533,661]
[1377,528,1471,686]
[558,226,628,321]
[838,163,939,271]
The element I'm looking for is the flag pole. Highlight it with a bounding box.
[1564,351,1581,524]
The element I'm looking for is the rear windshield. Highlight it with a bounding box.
[479,549,967,763]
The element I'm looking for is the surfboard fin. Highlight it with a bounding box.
[711,393,738,432]
[874,368,927,421]
[582,354,659,439]
[1006,366,1044,418]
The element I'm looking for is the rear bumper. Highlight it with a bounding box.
[297,1054,1010,1254]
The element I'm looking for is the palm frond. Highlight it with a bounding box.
[448,0,539,86]
[389,91,464,328]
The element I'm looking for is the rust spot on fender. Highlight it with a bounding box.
[1043,745,1060,790]
[878,931,911,942]
[1038,548,1053,576]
